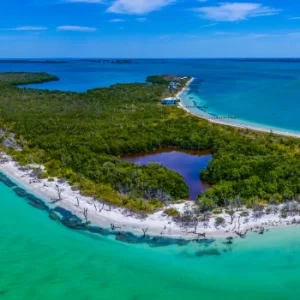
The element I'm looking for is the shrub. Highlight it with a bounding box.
[215,216,225,227]
[240,211,249,217]
[212,209,222,215]
[38,172,48,179]
[280,208,288,219]
[197,196,216,212]
[226,209,235,216]
[164,208,180,217]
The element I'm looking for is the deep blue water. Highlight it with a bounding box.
[1,58,300,133]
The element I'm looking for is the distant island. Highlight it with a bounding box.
[0,72,59,85]
[230,58,300,63]
[0,60,67,64]
[78,59,135,64]
[0,59,135,64]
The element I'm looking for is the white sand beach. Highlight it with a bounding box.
[1,152,300,240]
[178,77,300,139]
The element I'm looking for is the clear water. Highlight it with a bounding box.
[1,178,300,299]
[1,59,300,299]
[1,59,300,133]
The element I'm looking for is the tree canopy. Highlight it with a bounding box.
[0,72,299,212]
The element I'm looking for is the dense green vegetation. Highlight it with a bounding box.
[0,72,300,212]
[0,72,58,85]
[146,75,169,85]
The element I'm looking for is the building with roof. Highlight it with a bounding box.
[161,97,177,105]
[169,82,177,89]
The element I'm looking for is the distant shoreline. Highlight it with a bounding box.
[178,78,300,139]
[0,60,67,64]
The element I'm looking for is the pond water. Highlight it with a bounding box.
[122,148,212,200]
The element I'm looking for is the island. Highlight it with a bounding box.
[0,72,299,242]
[0,60,67,64]
[77,59,135,64]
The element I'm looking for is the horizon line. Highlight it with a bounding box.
[1,57,300,60]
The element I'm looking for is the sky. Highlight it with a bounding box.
[1,0,300,58]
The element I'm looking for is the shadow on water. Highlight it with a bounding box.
[122,148,212,200]
[195,248,221,257]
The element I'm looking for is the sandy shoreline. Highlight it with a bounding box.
[178,77,300,139]
[1,152,300,241]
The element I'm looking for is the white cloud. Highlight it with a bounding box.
[107,0,175,15]
[195,2,280,22]
[136,17,147,22]
[110,18,125,22]
[288,17,300,20]
[10,26,48,31]
[57,26,97,31]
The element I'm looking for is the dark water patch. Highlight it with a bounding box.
[49,210,61,222]
[223,237,234,245]
[222,248,233,253]
[26,194,50,211]
[54,206,75,219]
[54,206,88,230]
[88,226,192,247]
[193,238,216,246]
[88,226,110,236]
[61,218,89,230]
[122,148,212,200]
[0,172,17,188]
[195,248,221,258]
[114,231,144,244]
[0,289,8,296]
[147,237,191,248]
[12,186,50,211]
[13,187,29,198]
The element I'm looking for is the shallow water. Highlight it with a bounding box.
[1,179,300,299]
[122,148,212,200]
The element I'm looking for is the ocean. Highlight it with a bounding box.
[1,59,300,299]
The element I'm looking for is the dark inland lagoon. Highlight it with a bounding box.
[122,148,212,200]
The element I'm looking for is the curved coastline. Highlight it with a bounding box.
[178,77,300,139]
[1,151,300,243]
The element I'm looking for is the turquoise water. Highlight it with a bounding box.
[1,178,300,299]
[1,59,300,133]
